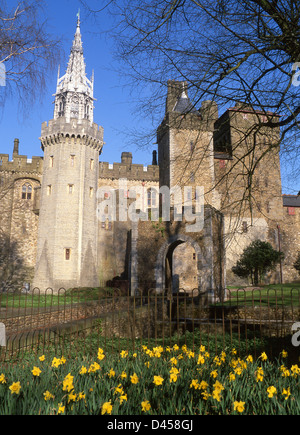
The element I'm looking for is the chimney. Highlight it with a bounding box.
[152,150,158,166]
[13,138,19,156]
[121,152,133,166]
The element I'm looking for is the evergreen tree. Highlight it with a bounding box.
[232,240,284,286]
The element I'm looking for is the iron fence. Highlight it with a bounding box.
[0,286,299,363]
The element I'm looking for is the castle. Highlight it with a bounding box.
[0,17,299,297]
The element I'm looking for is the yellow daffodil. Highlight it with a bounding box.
[141,400,151,412]
[32,366,42,377]
[97,348,105,361]
[57,403,65,414]
[39,355,45,362]
[101,401,113,415]
[120,371,127,379]
[119,394,128,405]
[130,373,139,384]
[43,391,54,401]
[79,366,87,375]
[210,370,218,378]
[282,387,291,400]
[9,382,21,395]
[153,375,164,386]
[0,374,6,384]
[190,379,199,389]
[62,373,74,393]
[120,350,128,358]
[234,401,245,413]
[108,368,115,378]
[267,386,277,398]
[260,352,268,361]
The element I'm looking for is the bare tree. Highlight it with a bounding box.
[82,0,300,188]
[0,0,62,112]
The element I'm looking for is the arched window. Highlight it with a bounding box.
[147,188,158,208]
[22,183,32,200]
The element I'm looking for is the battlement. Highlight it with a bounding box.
[99,153,159,182]
[40,118,104,151]
[0,141,43,175]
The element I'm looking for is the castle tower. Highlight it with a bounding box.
[157,80,219,207]
[33,14,104,292]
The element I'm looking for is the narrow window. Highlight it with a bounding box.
[22,183,32,200]
[193,253,196,260]
[242,221,248,233]
[49,156,54,168]
[70,155,75,167]
[90,159,94,170]
[89,187,94,198]
[68,184,74,194]
[65,248,71,261]
[47,185,52,196]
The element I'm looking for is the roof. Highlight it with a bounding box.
[173,91,198,114]
[283,195,300,207]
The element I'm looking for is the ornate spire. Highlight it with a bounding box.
[53,13,94,123]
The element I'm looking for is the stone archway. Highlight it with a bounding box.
[155,234,205,294]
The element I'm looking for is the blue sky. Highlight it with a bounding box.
[0,0,157,168]
[0,0,299,194]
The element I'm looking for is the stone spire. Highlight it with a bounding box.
[53,12,95,123]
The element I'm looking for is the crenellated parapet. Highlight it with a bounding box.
[0,152,43,176]
[40,118,104,153]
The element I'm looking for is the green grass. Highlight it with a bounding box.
[224,283,300,307]
[0,287,114,309]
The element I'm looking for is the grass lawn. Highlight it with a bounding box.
[224,283,300,307]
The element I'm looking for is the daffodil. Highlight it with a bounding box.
[234,401,245,413]
[9,382,21,395]
[57,403,65,414]
[79,366,87,375]
[0,374,6,384]
[39,355,45,362]
[282,387,291,400]
[130,373,139,384]
[260,352,268,361]
[267,386,277,398]
[101,401,113,415]
[43,391,54,401]
[153,375,164,386]
[32,366,42,377]
[141,400,151,412]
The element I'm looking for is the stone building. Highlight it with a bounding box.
[0,16,299,296]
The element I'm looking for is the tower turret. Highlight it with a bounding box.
[33,15,104,292]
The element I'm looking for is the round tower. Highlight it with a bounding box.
[33,14,104,292]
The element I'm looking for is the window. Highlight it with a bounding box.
[90,159,94,170]
[47,185,52,196]
[22,183,32,200]
[68,184,74,194]
[65,249,71,261]
[70,155,75,167]
[147,188,157,208]
[89,187,94,198]
[242,221,248,233]
[49,156,54,168]
[193,253,196,260]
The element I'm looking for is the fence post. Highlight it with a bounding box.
[0,323,6,347]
